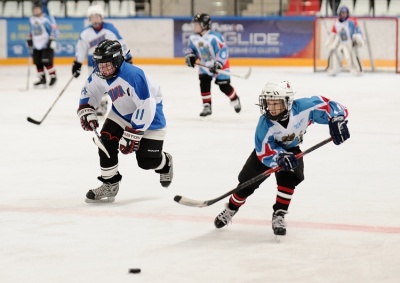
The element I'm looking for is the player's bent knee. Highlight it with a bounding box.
[136,156,162,170]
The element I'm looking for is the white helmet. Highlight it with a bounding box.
[259,79,295,121]
[87,4,104,18]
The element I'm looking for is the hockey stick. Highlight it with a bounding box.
[27,75,74,125]
[92,127,110,158]
[195,63,252,79]
[174,137,333,208]
[25,52,32,91]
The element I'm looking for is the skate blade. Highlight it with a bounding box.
[85,197,115,203]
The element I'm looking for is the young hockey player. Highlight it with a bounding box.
[184,13,241,117]
[26,0,58,87]
[326,6,364,76]
[77,40,173,203]
[73,4,132,116]
[214,79,350,237]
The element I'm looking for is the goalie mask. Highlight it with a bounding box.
[93,40,124,80]
[258,80,294,121]
[338,6,349,22]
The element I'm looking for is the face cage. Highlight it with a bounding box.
[259,95,290,121]
[93,56,123,80]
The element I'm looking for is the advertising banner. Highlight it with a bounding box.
[174,18,314,58]
[7,18,84,58]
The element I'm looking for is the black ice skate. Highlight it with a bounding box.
[156,152,173,188]
[85,173,122,203]
[214,204,238,228]
[230,97,241,113]
[33,75,46,87]
[272,209,287,236]
[48,74,57,86]
[199,103,212,117]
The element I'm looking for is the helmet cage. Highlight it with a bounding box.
[259,80,294,121]
[93,40,123,80]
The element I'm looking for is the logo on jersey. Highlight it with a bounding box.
[89,35,106,49]
[107,85,126,102]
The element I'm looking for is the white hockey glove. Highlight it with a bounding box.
[77,104,99,131]
[352,33,364,48]
[325,33,340,50]
[119,127,145,154]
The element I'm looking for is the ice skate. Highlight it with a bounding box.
[199,103,212,117]
[48,74,57,86]
[156,152,173,188]
[272,209,287,237]
[33,75,46,87]
[214,204,238,228]
[230,97,241,113]
[85,173,122,203]
[96,98,108,116]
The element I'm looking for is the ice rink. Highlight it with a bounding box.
[1,64,399,283]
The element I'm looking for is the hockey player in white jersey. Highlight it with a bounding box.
[77,40,173,203]
[26,0,58,87]
[214,80,350,237]
[185,13,241,117]
[326,6,364,76]
[73,4,132,116]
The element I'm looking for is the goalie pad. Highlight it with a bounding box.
[352,33,364,48]
[325,33,340,50]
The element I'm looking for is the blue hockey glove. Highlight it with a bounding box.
[185,53,196,68]
[277,152,298,171]
[209,61,223,74]
[329,116,350,145]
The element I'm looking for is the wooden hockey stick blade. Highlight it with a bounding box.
[27,117,42,125]
[92,128,110,158]
[174,137,333,208]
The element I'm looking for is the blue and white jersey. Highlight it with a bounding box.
[255,96,348,167]
[79,62,166,131]
[75,22,131,67]
[29,13,58,50]
[186,30,230,79]
[332,17,362,43]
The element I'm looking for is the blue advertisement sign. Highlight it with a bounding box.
[7,18,84,58]
[174,18,313,58]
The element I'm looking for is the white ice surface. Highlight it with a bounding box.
[0,65,399,283]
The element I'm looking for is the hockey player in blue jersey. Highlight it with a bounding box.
[184,13,241,117]
[73,4,132,116]
[77,40,173,203]
[214,80,350,236]
[27,0,58,87]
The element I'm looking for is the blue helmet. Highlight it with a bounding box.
[338,6,349,22]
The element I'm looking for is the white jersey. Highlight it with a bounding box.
[29,14,57,50]
[79,62,166,131]
[75,22,131,67]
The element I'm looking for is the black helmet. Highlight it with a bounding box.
[192,13,211,30]
[93,39,123,79]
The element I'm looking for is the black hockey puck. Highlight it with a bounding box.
[129,268,141,274]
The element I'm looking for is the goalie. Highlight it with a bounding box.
[326,6,364,76]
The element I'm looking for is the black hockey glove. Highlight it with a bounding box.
[46,37,56,49]
[72,61,82,78]
[120,127,145,154]
[329,116,350,145]
[277,152,298,171]
[26,38,33,49]
[209,61,223,74]
[77,104,98,131]
[185,53,196,68]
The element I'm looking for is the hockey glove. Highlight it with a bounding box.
[277,152,298,171]
[185,53,196,68]
[329,116,350,145]
[77,104,99,131]
[72,61,82,78]
[26,38,33,49]
[47,37,56,49]
[120,127,145,154]
[209,61,223,74]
